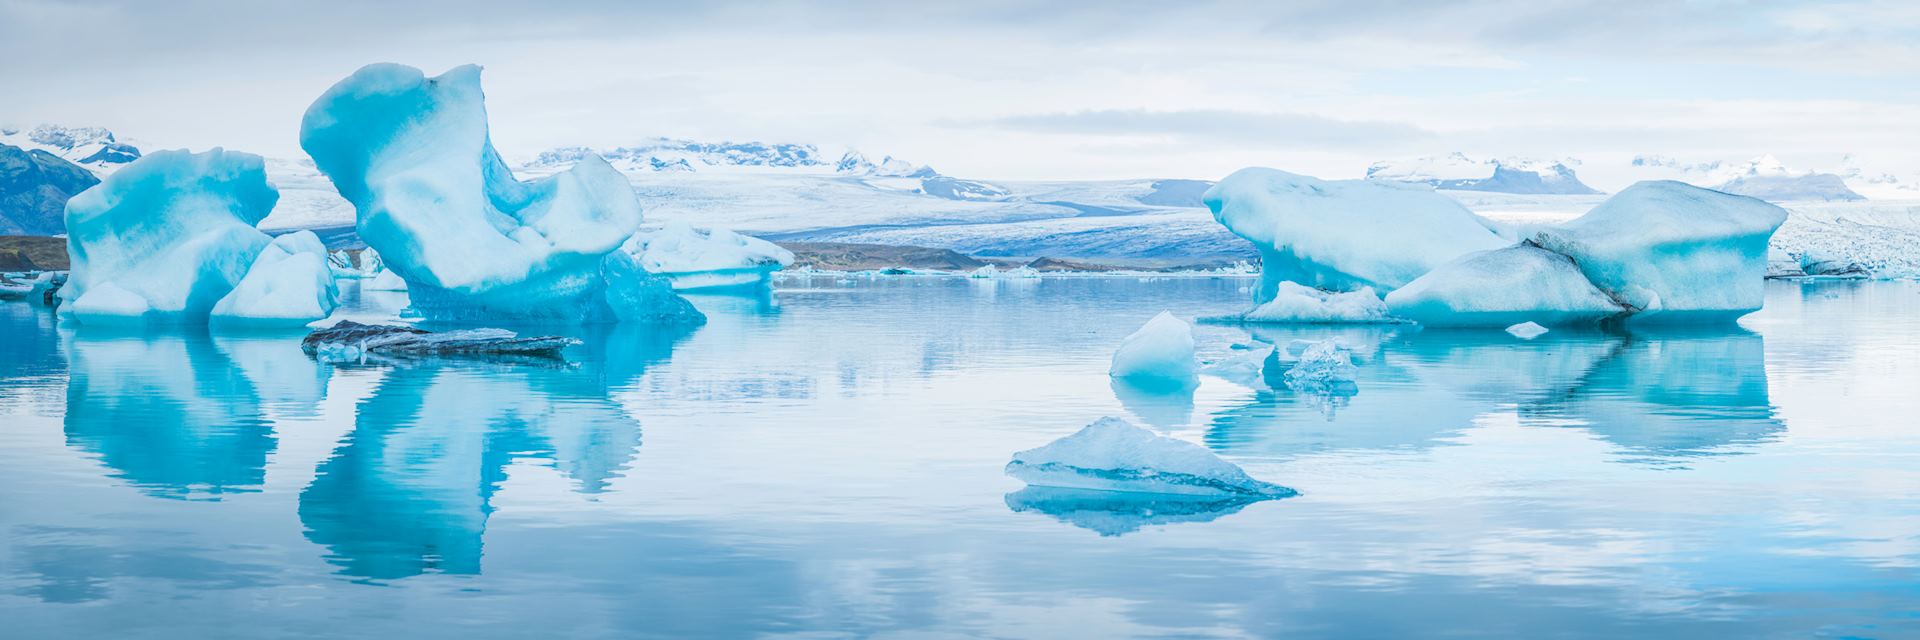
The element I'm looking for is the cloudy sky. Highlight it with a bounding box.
[3,0,1917,182]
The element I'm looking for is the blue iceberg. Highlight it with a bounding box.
[1006,417,1295,498]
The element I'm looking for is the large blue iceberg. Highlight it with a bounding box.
[299,63,701,324]
[1388,181,1787,326]
[59,148,278,325]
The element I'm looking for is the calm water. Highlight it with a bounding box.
[1,277,1917,638]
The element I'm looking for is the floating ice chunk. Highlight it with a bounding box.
[59,148,277,325]
[1109,311,1197,387]
[1529,181,1787,321]
[1386,244,1626,327]
[1005,417,1295,498]
[1224,281,1392,323]
[301,320,578,363]
[300,63,699,323]
[1201,346,1273,389]
[212,231,340,326]
[1283,340,1358,395]
[1007,265,1041,278]
[968,264,1000,278]
[1506,321,1550,339]
[365,268,409,291]
[1203,168,1505,298]
[623,221,793,290]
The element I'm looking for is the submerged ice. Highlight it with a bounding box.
[1005,417,1295,498]
[1283,340,1359,395]
[299,63,700,324]
[60,148,278,325]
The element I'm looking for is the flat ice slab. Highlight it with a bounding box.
[1005,417,1295,498]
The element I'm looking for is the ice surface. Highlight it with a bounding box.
[365,268,409,291]
[1530,181,1787,321]
[622,221,793,290]
[1109,311,1197,387]
[1203,168,1506,300]
[59,148,277,325]
[299,63,698,323]
[1283,340,1359,395]
[1005,417,1295,498]
[1386,244,1626,327]
[1222,281,1392,324]
[211,230,340,326]
[968,264,1000,278]
[1506,321,1549,339]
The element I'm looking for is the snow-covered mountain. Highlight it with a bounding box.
[1367,153,1601,195]
[1,141,100,235]
[0,124,142,173]
[1628,155,1865,202]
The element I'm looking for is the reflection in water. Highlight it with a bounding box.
[1110,377,1195,429]
[1005,486,1259,536]
[62,328,283,500]
[1205,325,1782,464]
[300,325,691,579]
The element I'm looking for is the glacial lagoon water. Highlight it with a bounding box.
[1,276,1917,638]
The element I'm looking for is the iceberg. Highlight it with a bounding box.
[1004,486,1264,536]
[1203,168,1506,298]
[1505,321,1550,339]
[299,63,700,324]
[211,231,340,326]
[1005,417,1295,498]
[1529,181,1787,321]
[59,148,277,325]
[968,264,1000,278]
[621,221,793,290]
[1282,340,1359,395]
[1386,244,1626,327]
[365,268,409,291]
[1109,311,1197,387]
[1217,281,1392,324]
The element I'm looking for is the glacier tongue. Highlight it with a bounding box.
[299,63,700,324]
[60,148,278,325]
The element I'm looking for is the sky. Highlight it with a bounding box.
[2,0,1918,182]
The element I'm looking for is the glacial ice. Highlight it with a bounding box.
[1283,340,1359,395]
[968,264,1000,278]
[211,230,340,326]
[1004,486,1265,536]
[1506,321,1549,339]
[365,268,409,291]
[60,148,277,325]
[1386,244,1626,327]
[1109,311,1198,387]
[1005,417,1295,498]
[1203,168,1506,297]
[621,221,793,290]
[1530,181,1786,320]
[1222,281,1392,324]
[301,320,578,363]
[299,63,700,324]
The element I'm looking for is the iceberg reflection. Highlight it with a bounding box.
[300,326,689,579]
[1004,486,1260,536]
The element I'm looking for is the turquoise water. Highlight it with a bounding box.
[1,277,1917,638]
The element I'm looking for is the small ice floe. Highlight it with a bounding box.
[1005,417,1295,499]
[1004,486,1268,537]
[1007,265,1041,279]
[1201,346,1274,390]
[364,269,409,291]
[968,264,1000,279]
[301,320,578,363]
[1505,321,1550,339]
[1282,340,1358,395]
[1225,281,1393,324]
[1109,311,1198,388]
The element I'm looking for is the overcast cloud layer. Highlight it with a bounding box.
[2,0,1916,181]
